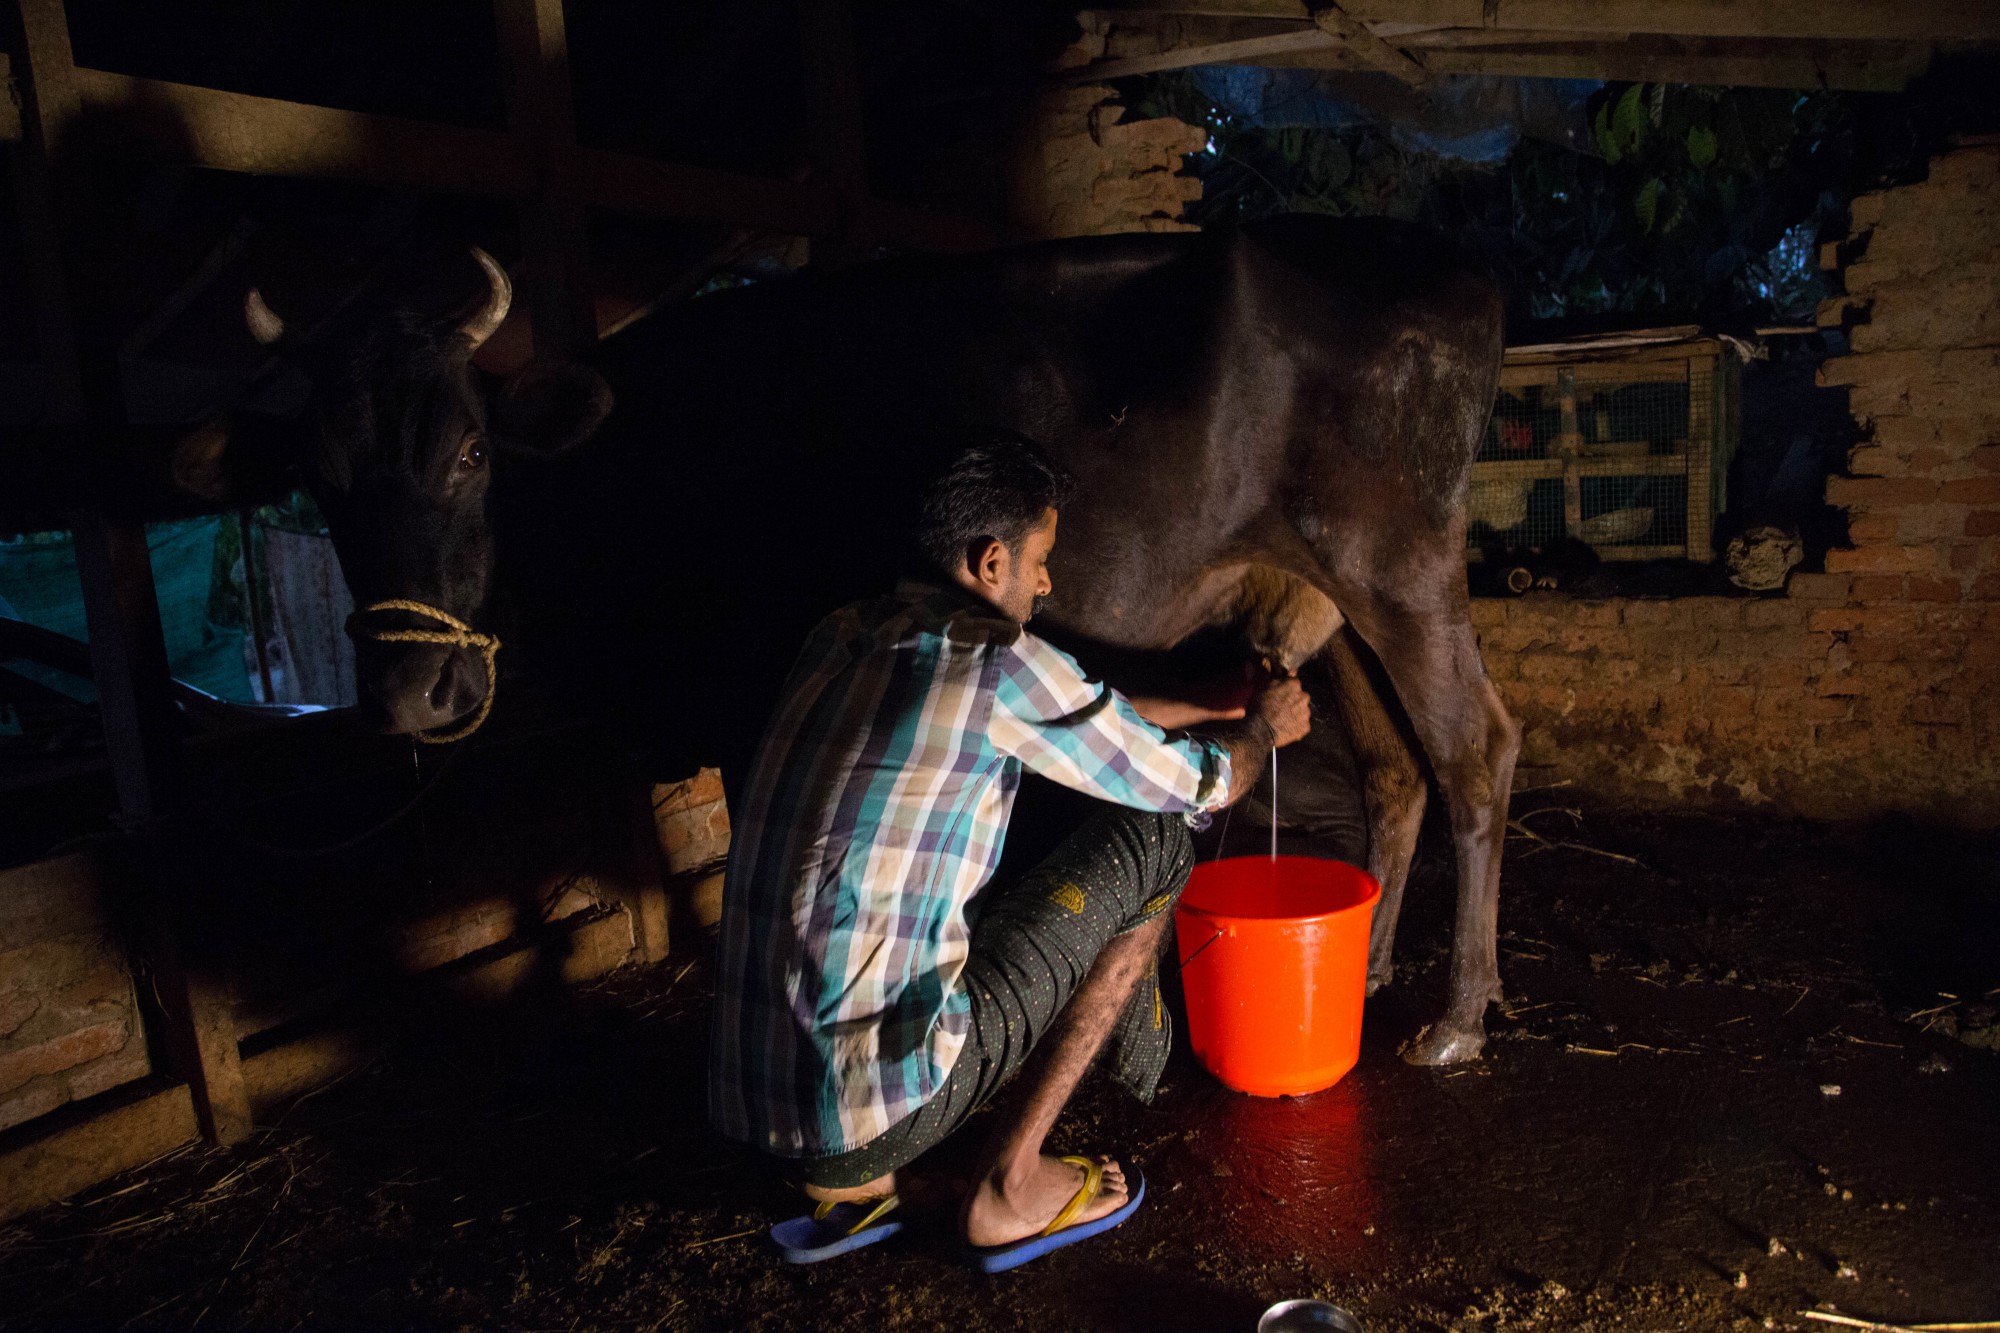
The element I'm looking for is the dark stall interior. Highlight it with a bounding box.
[2,4,1998,1331]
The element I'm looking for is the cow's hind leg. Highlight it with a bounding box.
[1338,559,1518,1066]
[1316,628,1427,995]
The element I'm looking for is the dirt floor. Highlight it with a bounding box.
[3,805,1998,1333]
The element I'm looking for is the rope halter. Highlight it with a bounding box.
[344,599,501,745]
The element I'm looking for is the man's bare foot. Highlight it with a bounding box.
[961,1154,1129,1249]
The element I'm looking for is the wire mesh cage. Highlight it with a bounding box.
[1467,333,1739,563]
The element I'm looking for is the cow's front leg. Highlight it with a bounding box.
[1341,571,1516,1065]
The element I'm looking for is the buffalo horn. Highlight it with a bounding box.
[244,288,287,346]
[457,248,512,351]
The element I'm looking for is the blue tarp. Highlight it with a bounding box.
[0,518,253,701]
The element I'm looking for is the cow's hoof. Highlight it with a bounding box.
[1400,1022,1486,1066]
[1366,965,1393,996]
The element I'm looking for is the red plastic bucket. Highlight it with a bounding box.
[1174,856,1381,1097]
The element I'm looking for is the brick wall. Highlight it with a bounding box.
[0,854,151,1133]
[1481,142,2000,825]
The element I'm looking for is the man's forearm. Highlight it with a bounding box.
[1202,715,1276,807]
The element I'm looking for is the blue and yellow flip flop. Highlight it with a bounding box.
[769,1194,904,1264]
[967,1157,1146,1274]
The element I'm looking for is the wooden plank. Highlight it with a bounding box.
[59,66,988,248]
[1471,455,1696,482]
[495,0,595,361]
[1089,0,2000,41]
[799,0,874,265]
[0,1077,198,1225]
[69,67,533,197]
[1410,39,1932,90]
[13,0,252,1148]
[1311,2,1430,82]
[1062,25,1340,79]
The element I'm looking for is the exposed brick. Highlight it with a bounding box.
[1847,635,1905,663]
[1824,476,1941,509]
[1468,599,1507,628]
[1818,606,1922,635]
[0,1019,127,1095]
[1972,572,2000,601]
[1953,543,1982,570]
[0,993,37,1040]
[1966,511,2000,538]
[1845,513,1900,544]
[1784,572,1851,602]
[0,1078,64,1134]
[1741,600,1808,629]
[1906,693,1970,726]
[1620,601,1683,627]
[1826,545,1940,574]
[1977,447,2000,472]
[64,1037,149,1101]
[1848,574,1905,603]
[1941,477,2000,504]
[1906,576,1963,602]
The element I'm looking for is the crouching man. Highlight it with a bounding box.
[709,437,1310,1270]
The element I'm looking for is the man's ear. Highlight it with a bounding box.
[968,535,1008,588]
[490,363,614,456]
[169,413,299,506]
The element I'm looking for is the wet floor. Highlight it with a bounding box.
[3,808,1997,1332]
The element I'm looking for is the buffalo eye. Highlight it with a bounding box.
[457,436,487,471]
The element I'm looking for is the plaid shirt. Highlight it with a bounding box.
[710,581,1231,1158]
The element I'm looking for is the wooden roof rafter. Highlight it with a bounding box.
[1067,1,2000,91]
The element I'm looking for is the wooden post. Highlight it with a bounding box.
[495,0,596,361]
[798,0,873,267]
[9,0,251,1146]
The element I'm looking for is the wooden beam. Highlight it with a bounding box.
[13,0,254,1150]
[0,1078,199,1225]
[62,68,980,244]
[495,0,595,361]
[69,67,533,197]
[1061,25,1341,79]
[1089,0,2000,42]
[1311,3,1430,83]
[1391,38,1933,90]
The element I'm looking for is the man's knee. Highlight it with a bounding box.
[1097,808,1194,922]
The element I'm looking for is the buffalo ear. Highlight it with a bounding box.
[169,413,299,505]
[491,363,613,456]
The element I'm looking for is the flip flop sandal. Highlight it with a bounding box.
[769,1194,904,1264]
[966,1156,1146,1274]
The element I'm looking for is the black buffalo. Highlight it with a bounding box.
[183,216,1515,1064]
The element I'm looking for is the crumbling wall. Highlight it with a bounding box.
[1007,63,1205,241]
[1481,141,2000,825]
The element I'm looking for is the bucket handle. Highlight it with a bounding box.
[1177,926,1226,970]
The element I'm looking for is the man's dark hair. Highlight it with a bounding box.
[915,434,1077,576]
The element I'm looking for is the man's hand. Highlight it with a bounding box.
[1252,677,1311,748]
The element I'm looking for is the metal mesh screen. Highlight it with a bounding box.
[1468,360,1714,560]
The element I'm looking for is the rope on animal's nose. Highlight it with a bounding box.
[344,599,500,745]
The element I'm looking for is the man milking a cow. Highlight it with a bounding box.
[709,436,1312,1270]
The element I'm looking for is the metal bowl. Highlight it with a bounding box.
[1258,1299,1364,1333]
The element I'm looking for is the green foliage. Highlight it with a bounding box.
[1687,125,1718,168]
[1130,73,1873,326]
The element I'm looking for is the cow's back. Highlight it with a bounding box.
[497,217,1500,775]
